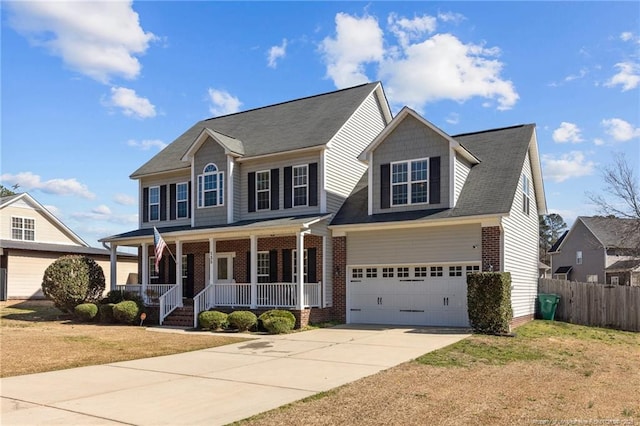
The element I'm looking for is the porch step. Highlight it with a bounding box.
[162,305,194,327]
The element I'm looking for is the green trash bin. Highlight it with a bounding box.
[538,294,560,320]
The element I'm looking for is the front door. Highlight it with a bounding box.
[205,253,235,284]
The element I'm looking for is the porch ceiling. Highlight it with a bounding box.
[100,214,331,246]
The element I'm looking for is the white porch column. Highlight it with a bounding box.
[176,240,183,307]
[296,231,306,309]
[250,234,257,308]
[109,244,118,292]
[141,242,149,299]
[209,238,216,286]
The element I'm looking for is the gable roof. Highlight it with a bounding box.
[131,82,390,178]
[0,193,89,247]
[549,230,568,253]
[332,123,543,226]
[579,216,640,249]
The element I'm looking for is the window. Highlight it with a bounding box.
[11,217,35,241]
[522,174,531,215]
[176,183,188,219]
[391,159,428,206]
[256,170,270,210]
[149,186,160,221]
[382,267,394,278]
[257,252,270,283]
[576,251,583,265]
[397,267,410,278]
[149,256,158,279]
[182,255,188,280]
[415,267,428,277]
[430,266,443,277]
[292,249,308,282]
[466,265,480,275]
[198,163,224,208]
[366,268,377,278]
[449,266,463,277]
[293,165,308,206]
[586,274,598,283]
[611,276,620,285]
[352,268,363,279]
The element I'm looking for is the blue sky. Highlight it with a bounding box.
[2,1,639,247]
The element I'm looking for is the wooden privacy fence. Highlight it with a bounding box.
[538,278,640,332]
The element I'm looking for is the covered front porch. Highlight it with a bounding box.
[101,215,333,327]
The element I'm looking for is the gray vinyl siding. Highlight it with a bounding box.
[325,92,387,214]
[454,153,472,206]
[309,221,333,307]
[239,152,321,221]
[139,169,191,229]
[233,160,241,223]
[372,115,450,214]
[193,138,229,226]
[502,149,540,318]
[347,224,481,265]
[550,220,605,282]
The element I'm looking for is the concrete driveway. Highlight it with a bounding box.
[1,325,469,425]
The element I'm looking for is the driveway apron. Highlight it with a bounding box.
[1,325,469,426]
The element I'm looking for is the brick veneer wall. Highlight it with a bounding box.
[332,236,347,323]
[481,226,501,272]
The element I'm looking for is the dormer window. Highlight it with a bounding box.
[198,163,224,208]
[391,159,428,206]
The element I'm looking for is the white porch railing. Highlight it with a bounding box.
[193,284,215,328]
[214,283,251,307]
[159,285,181,325]
[115,284,174,305]
[211,282,321,309]
[304,282,321,307]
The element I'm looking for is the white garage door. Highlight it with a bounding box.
[348,265,477,327]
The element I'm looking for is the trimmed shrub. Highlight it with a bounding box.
[467,272,513,334]
[98,303,116,324]
[113,300,139,324]
[258,310,296,333]
[228,310,257,332]
[199,311,228,330]
[74,303,98,322]
[41,255,105,313]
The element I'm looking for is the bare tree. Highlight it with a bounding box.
[588,153,640,220]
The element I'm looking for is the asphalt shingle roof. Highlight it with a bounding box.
[131,82,381,178]
[331,124,535,226]
[0,240,136,257]
[580,216,640,249]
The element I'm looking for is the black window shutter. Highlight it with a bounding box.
[309,163,318,206]
[170,184,176,220]
[188,181,192,218]
[269,250,278,282]
[380,164,390,209]
[307,248,317,283]
[429,157,441,204]
[160,185,167,221]
[282,249,292,282]
[168,256,176,284]
[156,257,165,284]
[270,168,279,210]
[284,166,292,208]
[246,251,251,283]
[248,172,256,212]
[143,187,149,222]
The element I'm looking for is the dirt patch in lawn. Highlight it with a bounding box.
[239,321,640,425]
[1,300,248,378]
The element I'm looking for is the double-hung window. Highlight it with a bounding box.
[292,249,308,282]
[11,217,35,241]
[176,182,188,218]
[576,251,583,265]
[149,256,159,279]
[256,171,270,210]
[257,251,270,283]
[293,165,308,206]
[198,163,224,208]
[149,186,160,221]
[391,158,428,206]
[522,174,531,215]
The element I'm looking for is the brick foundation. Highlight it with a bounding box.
[481,226,501,272]
[510,314,534,329]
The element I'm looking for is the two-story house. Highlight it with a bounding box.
[549,216,640,286]
[100,82,392,326]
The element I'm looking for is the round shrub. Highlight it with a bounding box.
[263,316,294,334]
[74,303,98,322]
[227,310,257,332]
[113,300,139,324]
[258,310,296,332]
[198,311,228,330]
[41,255,105,313]
[98,303,116,323]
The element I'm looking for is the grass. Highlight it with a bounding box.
[0,300,248,378]
[239,320,640,425]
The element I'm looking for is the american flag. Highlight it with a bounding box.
[153,227,167,273]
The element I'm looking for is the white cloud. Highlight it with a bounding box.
[92,204,112,216]
[43,204,63,219]
[542,151,595,183]
[0,171,95,199]
[601,118,640,141]
[267,39,287,68]
[7,1,156,83]
[437,12,466,24]
[114,193,136,205]
[127,139,167,151]
[388,13,437,48]
[604,62,640,91]
[445,112,460,125]
[593,138,605,146]
[620,32,633,42]
[107,87,156,118]
[208,88,242,117]
[319,13,384,88]
[552,122,584,143]
[71,207,137,225]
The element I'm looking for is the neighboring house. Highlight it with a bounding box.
[549,216,640,286]
[101,83,546,329]
[0,193,138,300]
